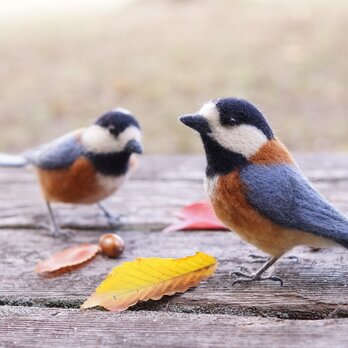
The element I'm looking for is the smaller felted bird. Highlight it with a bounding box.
[0,108,143,237]
[179,97,348,285]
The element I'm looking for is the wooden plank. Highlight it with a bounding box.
[119,153,348,181]
[118,154,348,182]
[1,229,347,319]
[1,306,348,348]
[294,153,348,182]
[0,156,206,230]
[1,154,348,182]
[0,177,205,230]
[1,154,348,346]
[0,155,348,231]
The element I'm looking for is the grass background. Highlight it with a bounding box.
[1,0,347,154]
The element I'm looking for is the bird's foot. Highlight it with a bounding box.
[37,222,75,239]
[231,268,283,286]
[97,203,124,229]
[232,275,283,286]
[104,213,125,229]
[52,228,76,239]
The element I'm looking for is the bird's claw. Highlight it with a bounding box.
[231,273,284,286]
[267,276,284,285]
[231,271,251,278]
[240,266,251,274]
[37,222,75,239]
[104,213,124,229]
[231,266,252,278]
[37,221,50,231]
[51,228,76,240]
[231,267,283,286]
[98,203,125,228]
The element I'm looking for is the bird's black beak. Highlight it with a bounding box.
[179,114,211,134]
[124,139,143,154]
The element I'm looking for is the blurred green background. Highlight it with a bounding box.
[1,0,347,154]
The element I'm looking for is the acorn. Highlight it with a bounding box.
[99,233,125,258]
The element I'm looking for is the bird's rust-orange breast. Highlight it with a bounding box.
[37,157,101,204]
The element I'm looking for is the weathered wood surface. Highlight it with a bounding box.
[0,154,348,231]
[1,229,348,319]
[1,154,348,347]
[1,306,348,348]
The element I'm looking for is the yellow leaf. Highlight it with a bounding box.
[81,251,217,312]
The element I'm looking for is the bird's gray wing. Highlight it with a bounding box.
[240,164,348,248]
[23,131,85,169]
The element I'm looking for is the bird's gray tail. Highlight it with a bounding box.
[0,153,28,167]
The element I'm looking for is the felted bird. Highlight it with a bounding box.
[0,108,143,237]
[180,97,348,285]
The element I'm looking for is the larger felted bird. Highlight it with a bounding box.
[0,108,143,237]
[180,97,348,285]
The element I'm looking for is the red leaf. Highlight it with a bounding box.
[163,201,227,232]
[36,244,100,276]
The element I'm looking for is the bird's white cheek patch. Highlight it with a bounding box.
[82,125,142,154]
[82,125,118,154]
[198,101,268,158]
[211,124,268,159]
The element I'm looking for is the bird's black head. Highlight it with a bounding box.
[82,108,143,155]
[179,98,274,176]
[96,109,141,138]
[215,98,273,140]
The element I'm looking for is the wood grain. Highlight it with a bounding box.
[1,306,348,348]
[1,229,347,319]
[1,154,348,347]
[0,155,348,231]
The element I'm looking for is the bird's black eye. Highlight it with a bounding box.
[108,124,116,133]
[225,117,237,126]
